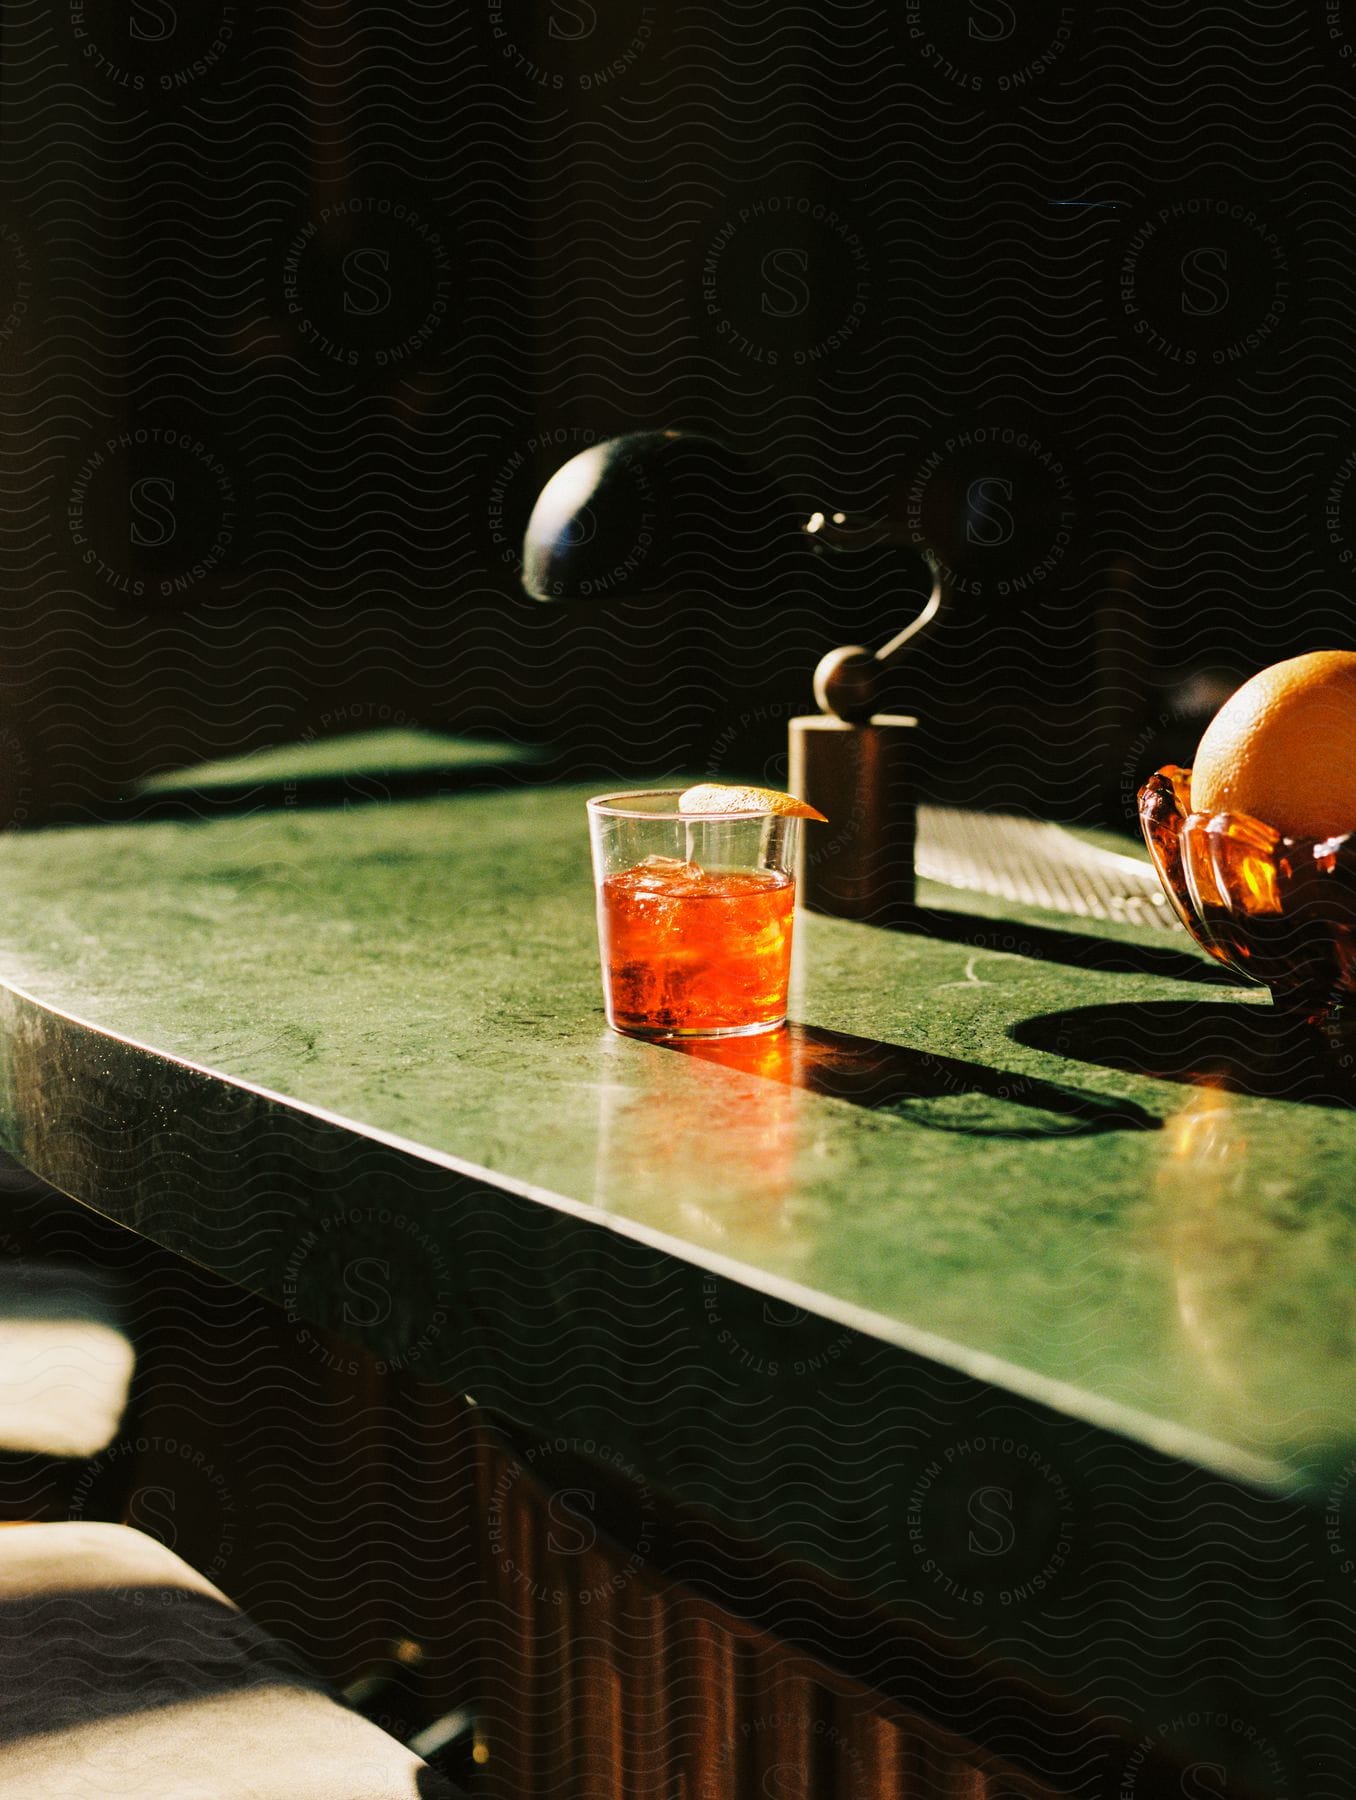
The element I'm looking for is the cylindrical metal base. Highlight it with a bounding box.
[788,713,918,926]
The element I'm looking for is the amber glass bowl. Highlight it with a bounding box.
[1138,765,1356,1023]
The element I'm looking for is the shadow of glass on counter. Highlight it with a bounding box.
[669,1020,1159,1140]
[587,1018,1156,1304]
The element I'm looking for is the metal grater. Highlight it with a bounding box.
[916,807,1175,932]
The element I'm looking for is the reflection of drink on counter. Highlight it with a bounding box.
[599,860,794,1038]
[591,1026,806,1232]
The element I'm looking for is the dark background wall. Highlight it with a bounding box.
[0,2,1351,828]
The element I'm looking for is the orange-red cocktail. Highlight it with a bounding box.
[587,791,803,1039]
[599,860,794,1036]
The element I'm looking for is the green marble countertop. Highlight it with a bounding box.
[134,727,545,796]
[0,772,1351,1500]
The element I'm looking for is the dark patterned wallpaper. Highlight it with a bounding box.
[0,3,1351,826]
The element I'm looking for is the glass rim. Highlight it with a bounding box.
[586,788,778,822]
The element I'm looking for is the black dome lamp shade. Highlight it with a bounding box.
[521,429,799,605]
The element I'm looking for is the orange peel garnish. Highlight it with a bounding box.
[677,782,826,822]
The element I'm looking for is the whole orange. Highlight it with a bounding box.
[1191,650,1356,838]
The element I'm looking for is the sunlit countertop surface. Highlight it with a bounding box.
[0,741,1349,1782]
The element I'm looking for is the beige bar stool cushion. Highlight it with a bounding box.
[0,1522,456,1799]
[0,1266,135,1459]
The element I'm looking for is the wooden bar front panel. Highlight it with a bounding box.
[472,1417,1066,1800]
